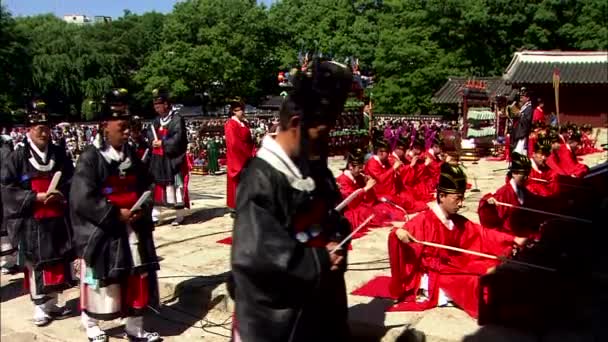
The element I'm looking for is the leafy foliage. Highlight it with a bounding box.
[0,0,606,118]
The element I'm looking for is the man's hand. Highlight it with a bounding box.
[410,155,419,167]
[44,191,64,205]
[35,192,48,203]
[326,242,345,271]
[152,140,162,148]
[395,228,411,243]
[392,159,403,170]
[130,210,143,223]
[364,178,376,192]
[487,197,497,205]
[119,208,132,223]
[514,236,528,247]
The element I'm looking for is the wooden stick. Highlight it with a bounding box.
[331,214,375,253]
[494,200,592,224]
[406,234,557,272]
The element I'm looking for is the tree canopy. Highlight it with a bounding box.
[1,0,606,119]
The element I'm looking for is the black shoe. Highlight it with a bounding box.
[87,332,108,342]
[126,331,161,342]
[49,306,72,320]
[1,265,21,275]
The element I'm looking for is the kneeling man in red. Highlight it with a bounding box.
[387,163,526,318]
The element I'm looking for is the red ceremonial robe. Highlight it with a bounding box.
[365,156,427,213]
[527,159,559,197]
[336,171,407,229]
[388,203,514,318]
[225,116,255,209]
[546,143,588,178]
[478,179,544,238]
[416,150,443,200]
[577,132,601,156]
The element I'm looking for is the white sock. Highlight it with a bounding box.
[438,288,452,306]
[125,316,144,337]
[81,312,103,338]
[33,303,50,320]
[152,207,160,222]
[175,186,184,205]
[166,185,176,205]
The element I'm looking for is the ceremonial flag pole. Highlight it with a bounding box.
[553,67,560,125]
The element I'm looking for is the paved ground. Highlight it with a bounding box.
[2,132,606,341]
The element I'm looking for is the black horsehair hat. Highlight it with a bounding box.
[395,135,410,149]
[152,88,170,103]
[373,137,390,151]
[101,88,130,121]
[285,58,353,125]
[347,147,366,166]
[437,163,467,194]
[534,137,552,155]
[510,152,532,173]
[26,100,50,126]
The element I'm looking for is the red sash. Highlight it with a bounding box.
[293,200,330,248]
[30,176,64,219]
[103,175,138,209]
[152,128,167,156]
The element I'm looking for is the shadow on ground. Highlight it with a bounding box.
[187,207,229,224]
[349,298,424,341]
[143,272,231,338]
[1,278,24,303]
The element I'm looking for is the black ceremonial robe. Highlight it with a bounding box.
[230,154,351,342]
[1,138,14,256]
[148,111,187,184]
[70,144,159,283]
[1,141,75,297]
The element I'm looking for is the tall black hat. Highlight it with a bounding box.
[534,137,552,155]
[411,133,425,149]
[509,152,532,173]
[373,137,390,151]
[437,163,468,194]
[288,58,353,126]
[152,88,170,103]
[228,97,245,111]
[346,147,366,166]
[25,100,50,126]
[568,129,582,142]
[395,135,410,149]
[101,88,130,120]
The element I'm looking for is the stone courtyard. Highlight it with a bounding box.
[2,134,606,342]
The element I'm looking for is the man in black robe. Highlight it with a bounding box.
[148,88,188,226]
[230,59,353,341]
[70,89,160,342]
[1,114,19,274]
[1,100,74,326]
[511,88,533,156]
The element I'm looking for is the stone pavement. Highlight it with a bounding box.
[2,134,606,341]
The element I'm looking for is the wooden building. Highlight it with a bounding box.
[503,50,608,127]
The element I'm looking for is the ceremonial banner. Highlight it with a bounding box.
[553,67,560,125]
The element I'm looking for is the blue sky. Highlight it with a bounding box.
[4,0,276,18]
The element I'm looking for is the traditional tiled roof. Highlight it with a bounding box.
[432,77,514,104]
[503,51,608,85]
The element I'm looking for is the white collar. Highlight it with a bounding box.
[159,106,178,127]
[27,135,48,163]
[429,202,454,231]
[531,158,541,173]
[428,148,435,157]
[343,170,356,183]
[391,152,400,160]
[565,143,572,151]
[231,116,246,128]
[509,178,524,205]
[372,155,386,168]
[256,135,315,192]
